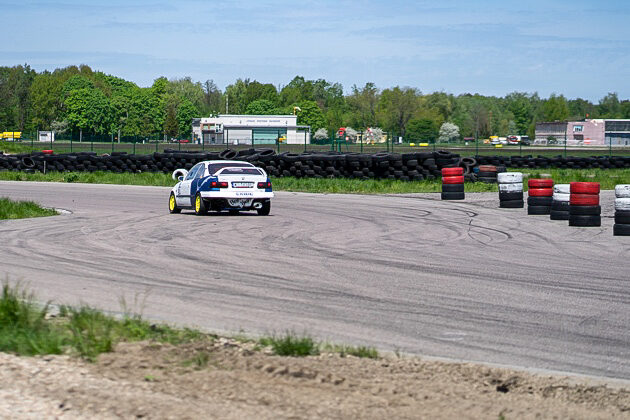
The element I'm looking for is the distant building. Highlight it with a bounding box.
[192,115,311,145]
[535,119,630,146]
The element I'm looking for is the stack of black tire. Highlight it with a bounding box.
[550,184,570,220]
[441,167,465,200]
[614,185,630,236]
[569,182,601,227]
[497,172,524,208]
[477,165,497,183]
[527,179,554,215]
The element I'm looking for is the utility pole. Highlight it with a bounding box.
[226,95,229,114]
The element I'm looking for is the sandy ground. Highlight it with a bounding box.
[1,338,628,419]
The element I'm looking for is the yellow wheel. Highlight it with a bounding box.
[169,193,180,214]
[194,193,207,215]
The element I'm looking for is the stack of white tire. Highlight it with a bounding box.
[614,185,630,236]
[550,184,570,220]
[497,172,524,208]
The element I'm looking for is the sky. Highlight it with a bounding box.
[1,0,629,101]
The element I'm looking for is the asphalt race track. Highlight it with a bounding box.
[0,181,629,380]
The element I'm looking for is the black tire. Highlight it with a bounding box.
[550,210,570,220]
[614,211,630,224]
[499,199,524,208]
[478,176,497,183]
[441,191,465,200]
[169,193,181,214]
[551,201,570,211]
[499,191,523,201]
[477,171,497,178]
[257,200,271,216]
[228,210,240,215]
[527,196,553,206]
[528,205,551,215]
[613,223,630,236]
[442,183,464,193]
[194,193,207,215]
[569,205,601,216]
[569,215,601,227]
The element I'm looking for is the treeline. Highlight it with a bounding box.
[1,63,629,141]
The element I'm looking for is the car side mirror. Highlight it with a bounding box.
[178,176,184,182]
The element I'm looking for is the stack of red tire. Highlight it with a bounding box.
[569,182,601,227]
[527,179,553,215]
[441,167,465,200]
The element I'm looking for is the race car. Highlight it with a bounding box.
[168,160,273,215]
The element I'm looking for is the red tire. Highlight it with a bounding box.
[528,187,553,197]
[442,175,464,184]
[42,150,54,155]
[441,167,463,176]
[478,165,497,172]
[528,179,553,188]
[570,194,600,206]
[570,182,600,195]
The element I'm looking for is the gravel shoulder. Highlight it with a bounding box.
[1,339,629,419]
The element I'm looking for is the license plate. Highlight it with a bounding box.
[232,182,253,188]
[228,199,252,207]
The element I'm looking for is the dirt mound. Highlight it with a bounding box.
[1,338,629,419]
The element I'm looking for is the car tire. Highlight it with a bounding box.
[228,210,240,215]
[569,215,601,227]
[257,200,271,216]
[169,193,181,214]
[194,193,207,215]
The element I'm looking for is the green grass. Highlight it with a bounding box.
[0,282,205,361]
[0,197,58,220]
[260,332,320,357]
[260,332,379,359]
[0,168,628,193]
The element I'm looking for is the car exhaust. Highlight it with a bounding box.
[253,202,263,209]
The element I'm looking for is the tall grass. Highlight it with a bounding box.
[0,197,58,220]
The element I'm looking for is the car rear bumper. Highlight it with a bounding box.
[199,191,274,199]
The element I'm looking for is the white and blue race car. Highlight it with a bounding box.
[168,160,274,215]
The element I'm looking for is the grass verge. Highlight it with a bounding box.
[0,168,627,193]
[0,282,204,361]
[0,197,58,220]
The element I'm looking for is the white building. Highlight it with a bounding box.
[192,115,311,145]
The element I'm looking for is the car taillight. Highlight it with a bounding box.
[211,181,228,188]
[257,182,271,189]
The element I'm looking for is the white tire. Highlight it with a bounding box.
[499,182,523,193]
[615,184,630,198]
[552,192,570,202]
[497,172,523,184]
[172,168,188,181]
[553,184,570,194]
[615,197,630,210]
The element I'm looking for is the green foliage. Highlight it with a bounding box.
[260,332,320,357]
[541,94,569,122]
[406,118,439,141]
[0,197,58,219]
[295,100,326,131]
[176,99,199,137]
[245,99,278,115]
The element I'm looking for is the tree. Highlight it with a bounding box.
[245,99,277,115]
[164,102,179,138]
[438,122,460,142]
[344,127,358,141]
[377,86,419,136]
[598,93,622,118]
[406,118,438,141]
[313,128,328,140]
[294,100,325,131]
[176,99,199,137]
[541,94,569,121]
[202,79,223,114]
[64,87,111,134]
[505,92,533,135]
[347,82,379,129]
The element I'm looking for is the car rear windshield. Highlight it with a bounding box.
[219,168,262,175]
[207,162,253,174]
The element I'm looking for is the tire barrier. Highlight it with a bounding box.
[550,184,570,220]
[475,155,630,169]
[477,165,500,183]
[569,182,601,227]
[0,149,463,182]
[441,167,464,200]
[497,172,523,208]
[614,185,630,236]
[527,178,553,215]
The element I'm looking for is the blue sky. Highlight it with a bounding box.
[1,0,629,100]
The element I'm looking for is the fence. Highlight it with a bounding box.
[2,132,630,158]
